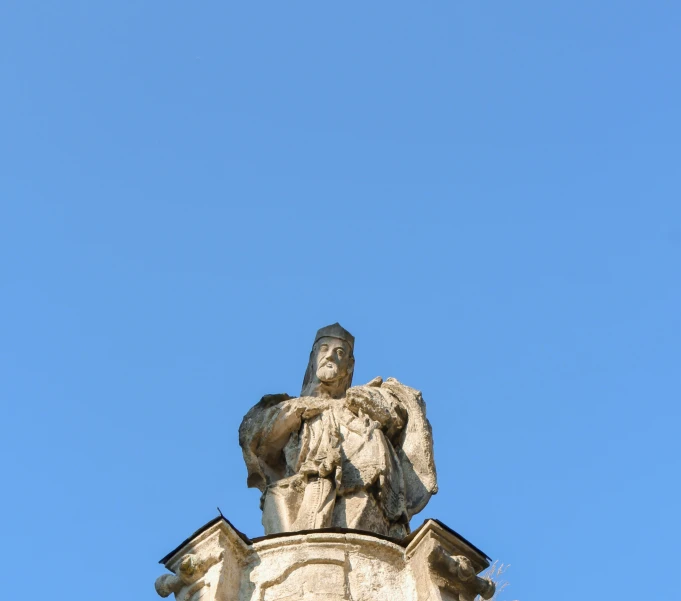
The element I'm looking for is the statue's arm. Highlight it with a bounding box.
[239,394,303,490]
[259,398,305,458]
[240,394,332,490]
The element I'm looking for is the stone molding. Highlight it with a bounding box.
[155,517,494,601]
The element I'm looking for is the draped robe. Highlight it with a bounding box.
[239,378,437,538]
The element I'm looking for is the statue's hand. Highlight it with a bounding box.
[346,385,406,433]
[346,387,386,423]
[298,397,330,419]
[281,396,330,420]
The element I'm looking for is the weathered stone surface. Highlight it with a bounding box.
[406,520,495,601]
[155,517,494,601]
[239,323,437,537]
[155,517,249,601]
[154,324,496,601]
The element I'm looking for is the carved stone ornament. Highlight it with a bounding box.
[239,323,438,537]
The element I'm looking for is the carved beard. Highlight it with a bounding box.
[316,362,341,383]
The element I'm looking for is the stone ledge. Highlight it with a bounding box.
[156,516,493,601]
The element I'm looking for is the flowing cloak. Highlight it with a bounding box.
[239,377,437,530]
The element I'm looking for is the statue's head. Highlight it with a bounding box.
[301,323,355,398]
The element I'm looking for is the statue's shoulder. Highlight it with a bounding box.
[247,392,294,417]
[239,393,293,440]
[256,392,294,408]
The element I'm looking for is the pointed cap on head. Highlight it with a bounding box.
[313,323,355,351]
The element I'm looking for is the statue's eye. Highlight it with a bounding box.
[320,345,328,351]
[337,349,344,357]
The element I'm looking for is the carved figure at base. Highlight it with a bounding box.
[239,323,437,537]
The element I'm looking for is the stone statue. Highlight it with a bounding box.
[239,323,437,538]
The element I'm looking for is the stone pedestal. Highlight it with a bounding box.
[155,517,495,601]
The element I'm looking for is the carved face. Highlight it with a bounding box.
[313,337,352,383]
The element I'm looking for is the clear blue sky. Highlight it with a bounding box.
[2,3,679,600]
